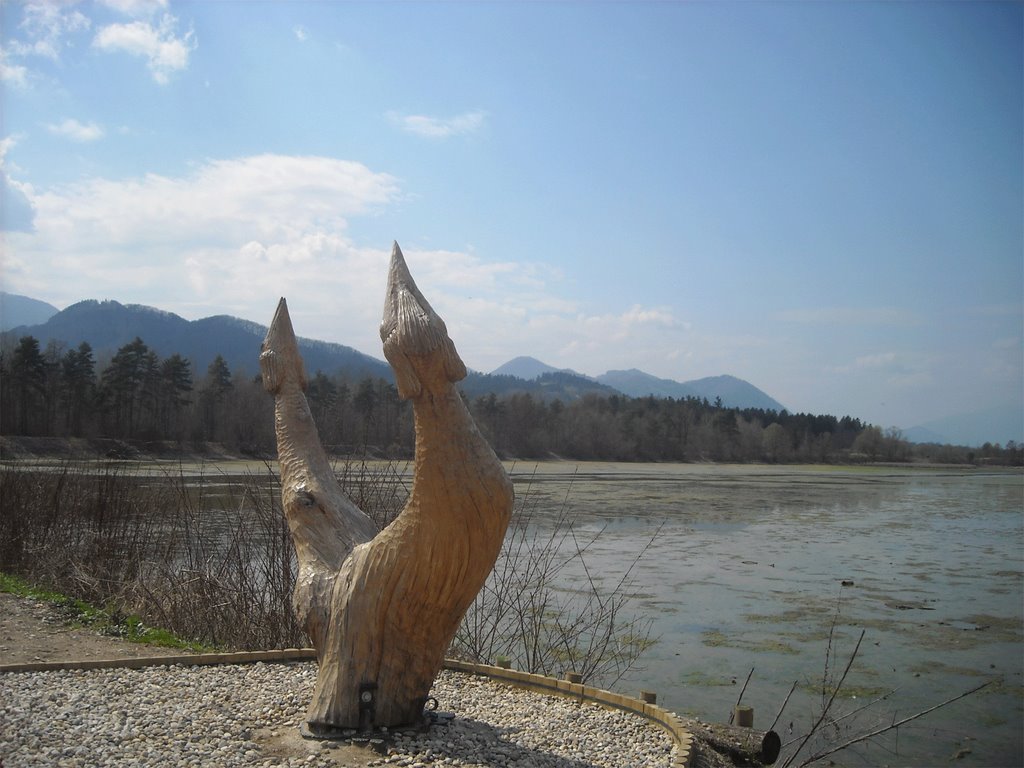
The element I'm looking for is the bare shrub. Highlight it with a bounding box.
[451,468,656,688]
[0,460,302,648]
[128,463,303,649]
[0,458,655,686]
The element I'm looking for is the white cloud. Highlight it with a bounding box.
[1,150,738,377]
[294,25,309,42]
[8,3,91,60]
[571,305,681,348]
[97,0,169,17]
[1,150,699,370]
[389,110,487,139]
[92,13,195,84]
[0,136,16,165]
[0,50,29,87]
[0,154,405,351]
[620,305,679,328]
[28,154,399,250]
[0,135,36,233]
[45,118,105,143]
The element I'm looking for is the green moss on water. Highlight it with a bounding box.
[908,659,993,678]
[978,712,1008,728]
[702,629,730,647]
[700,629,800,655]
[965,614,1023,636]
[797,680,892,700]
[679,670,740,688]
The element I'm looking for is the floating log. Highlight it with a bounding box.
[693,720,782,765]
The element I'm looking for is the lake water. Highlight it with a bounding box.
[101,458,1023,765]
[506,462,1023,767]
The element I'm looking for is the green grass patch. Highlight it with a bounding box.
[0,572,65,602]
[0,571,214,653]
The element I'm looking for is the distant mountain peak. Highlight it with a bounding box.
[0,291,60,331]
[491,356,563,380]
[1,297,391,382]
[597,369,785,411]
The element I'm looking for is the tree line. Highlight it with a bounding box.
[2,334,1020,466]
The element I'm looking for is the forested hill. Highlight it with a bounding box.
[2,301,642,404]
[2,298,785,408]
[597,369,786,411]
[3,299,390,381]
[3,318,1021,466]
[461,370,622,401]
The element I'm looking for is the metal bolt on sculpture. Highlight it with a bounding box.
[260,242,514,736]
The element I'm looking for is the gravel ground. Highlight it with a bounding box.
[0,662,679,768]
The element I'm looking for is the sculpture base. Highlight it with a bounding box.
[299,722,359,741]
[299,712,449,742]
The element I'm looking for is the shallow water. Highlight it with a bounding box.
[507,463,1023,767]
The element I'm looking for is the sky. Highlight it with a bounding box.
[1,0,1021,438]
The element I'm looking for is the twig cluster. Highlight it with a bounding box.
[450,466,658,687]
[0,458,656,690]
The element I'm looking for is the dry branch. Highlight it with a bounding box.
[794,680,995,768]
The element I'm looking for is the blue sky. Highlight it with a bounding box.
[1,0,1021,440]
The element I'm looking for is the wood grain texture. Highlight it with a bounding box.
[260,242,513,732]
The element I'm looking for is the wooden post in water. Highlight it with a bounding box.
[260,242,514,734]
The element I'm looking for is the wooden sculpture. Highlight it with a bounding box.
[260,242,514,734]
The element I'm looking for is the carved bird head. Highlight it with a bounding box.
[380,242,467,399]
[260,297,308,394]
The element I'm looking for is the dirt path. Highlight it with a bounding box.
[0,592,191,665]
[0,593,410,766]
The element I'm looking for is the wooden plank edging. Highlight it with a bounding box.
[442,660,694,768]
[0,647,317,674]
[0,651,693,767]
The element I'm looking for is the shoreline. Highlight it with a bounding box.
[2,434,1015,471]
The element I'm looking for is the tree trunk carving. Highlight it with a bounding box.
[260,242,514,734]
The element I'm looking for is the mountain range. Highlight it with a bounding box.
[0,293,389,382]
[4,292,1016,446]
[491,356,786,412]
[1,292,787,411]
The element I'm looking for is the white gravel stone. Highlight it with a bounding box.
[0,664,676,767]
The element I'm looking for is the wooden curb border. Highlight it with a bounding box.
[0,648,317,673]
[0,651,693,767]
[445,659,694,768]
